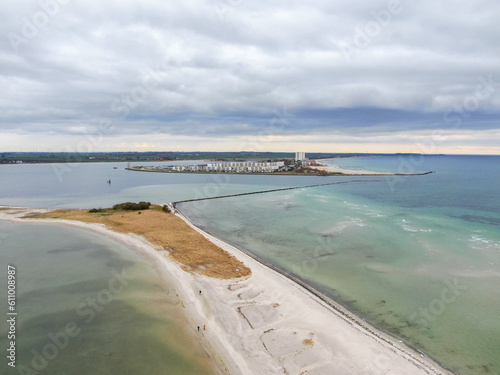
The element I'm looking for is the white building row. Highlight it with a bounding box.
[166,161,285,173]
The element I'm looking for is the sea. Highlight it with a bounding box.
[0,220,215,375]
[0,155,499,375]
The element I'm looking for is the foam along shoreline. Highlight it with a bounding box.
[309,164,386,174]
[0,207,452,375]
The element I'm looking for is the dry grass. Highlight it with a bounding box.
[25,206,251,279]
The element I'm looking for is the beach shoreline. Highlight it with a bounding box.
[172,206,455,375]
[308,164,387,175]
[1,207,453,375]
[125,166,433,176]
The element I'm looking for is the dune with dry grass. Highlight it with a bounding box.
[24,205,251,279]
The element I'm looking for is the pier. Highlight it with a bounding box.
[172,179,381,206]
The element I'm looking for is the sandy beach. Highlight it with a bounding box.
[0,207,453,375]
[309,164,390,175]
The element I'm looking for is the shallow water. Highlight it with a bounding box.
[0,160,326,208]
[0,221,215,375]
[179,155,500,375]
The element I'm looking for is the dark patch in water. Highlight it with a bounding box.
[20,308,86,336]
[466,363,492,374]
[48,246,87,254]
[456,214,500,226]
[313,252,337,259]
[19,279,113,307]
[17,273,153,311]
[87,247,135,270]
[283,203,300,210]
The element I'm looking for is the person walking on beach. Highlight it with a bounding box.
[197,326,200,331]
[203,325,206,330]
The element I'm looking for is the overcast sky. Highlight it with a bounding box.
[1,0,499,154]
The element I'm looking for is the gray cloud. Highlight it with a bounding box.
[1,0,499,152]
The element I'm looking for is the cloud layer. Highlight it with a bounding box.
[1,0,500,153]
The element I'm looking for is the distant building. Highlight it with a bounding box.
[154,161,285,173]
[295,152,306,161]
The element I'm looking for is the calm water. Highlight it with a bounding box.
[1,155,499,375]
[0,161,327,208]
[0,221,215,375]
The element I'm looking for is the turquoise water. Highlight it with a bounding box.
[1,155,499,374]
[179,155,500,375]
[0,221,215,375]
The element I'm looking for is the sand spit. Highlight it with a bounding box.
[20,206,250,279]
[309,165,387,175]
[0,207,453,375]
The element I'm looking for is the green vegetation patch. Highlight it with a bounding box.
[88,208,107,213]
[112,201,152,211]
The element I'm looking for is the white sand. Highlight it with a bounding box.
[309,164,390,175]
[1,208,452,375]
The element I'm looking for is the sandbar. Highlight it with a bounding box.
[0,207,452,375]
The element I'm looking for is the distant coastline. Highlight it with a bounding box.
[125,166,435,177]
[0,151,434,165]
